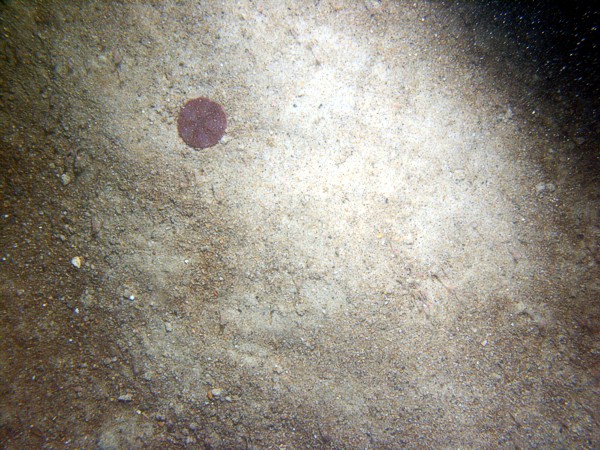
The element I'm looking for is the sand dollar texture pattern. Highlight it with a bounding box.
[177,97,227,149]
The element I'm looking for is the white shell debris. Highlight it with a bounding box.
[71,256,82,268]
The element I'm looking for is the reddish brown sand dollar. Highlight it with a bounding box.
[177,97,227,149]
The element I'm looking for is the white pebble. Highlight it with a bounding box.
[71,256,82,268]
[61,173,72,186]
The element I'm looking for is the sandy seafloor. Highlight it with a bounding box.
[1,1,598,448]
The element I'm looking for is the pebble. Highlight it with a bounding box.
[535,182,556,194]
[103,357,118,366]
[117,394,132,402]
[61,173,72,185]
[71,256,82,268]
[208,388,223,400]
